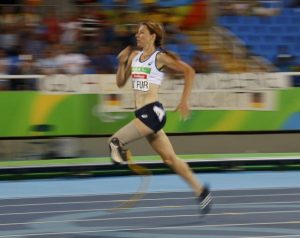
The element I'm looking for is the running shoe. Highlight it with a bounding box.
[198,185,212,215]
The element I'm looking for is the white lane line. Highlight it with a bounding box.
[0,209,300,226]
[243,235,300,238]
[0,221,300,237]
[1,186,300,201]
[218,201,300,206]
[1,193,300,208]
[1,201,300,216]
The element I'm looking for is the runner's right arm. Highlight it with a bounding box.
[116,46,137,88]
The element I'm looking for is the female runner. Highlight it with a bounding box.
[109,22,212,214]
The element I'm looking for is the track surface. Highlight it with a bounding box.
[1,187,300,238]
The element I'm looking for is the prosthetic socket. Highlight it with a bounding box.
[108,121,144,164]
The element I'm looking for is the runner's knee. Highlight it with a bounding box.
[108,121,143,146]
[162,154,177,167]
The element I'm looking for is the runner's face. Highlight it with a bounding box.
[136,25,155,48]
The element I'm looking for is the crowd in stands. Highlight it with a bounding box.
[1,0,299,91]
[274,45,300,72]
[218,0,281,16]
[0,4,128,90]
[0,2,209,90]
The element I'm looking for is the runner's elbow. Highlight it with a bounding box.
[116,77,126,87]
[184,66,195,81]
[117,81,126,88]
[189,66,196,77]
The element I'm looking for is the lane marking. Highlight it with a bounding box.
[1,186,300,200]
[1,201,300,216]
[0,221,300,237]
[243,235,300,238]
[1,209,300,226]
[1,193,300,208]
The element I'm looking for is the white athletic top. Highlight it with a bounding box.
[131,50,164,92]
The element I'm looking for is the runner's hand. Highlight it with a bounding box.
[118,46,132,64]
[175,101,190,121]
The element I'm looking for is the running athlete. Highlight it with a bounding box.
[109,21,212,215]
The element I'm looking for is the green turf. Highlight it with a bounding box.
[0,152,300,168]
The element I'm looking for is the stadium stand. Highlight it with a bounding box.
[217,1,300,71]
[2,0,298,81]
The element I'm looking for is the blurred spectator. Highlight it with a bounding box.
[73,0,97,4]
[0,24,20,56]
[78,6,106,40]
[141,0,157,13]
[141,1,166,23]
[162,11,181,32]
[36,45,60,75]
[25,0,42,6]
[0,48,11,90]
[112,0,129,23]
[191,51,207,73]
[290,59,300,72]
[60,13,81,45]
[0,1,278,76]
[0,5,20,28]
[114,23,135,51]
[102,23,117,46]
[219,0,280,16]
[56,44,90,75]
[20,5,41,28]
[42,10,61,44]
[11,54,38,90]
[274,45,296,72]
[191,50,225,73]
[77,29,101,56]
[240,49,276,72]
[251,1,280,16]
[87,45,116,74]
[208,55,224,72]
[0,48,11,74]
[23,30,46,59]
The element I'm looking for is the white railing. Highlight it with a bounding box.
[0,72,293,111]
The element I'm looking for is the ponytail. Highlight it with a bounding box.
[159,47,180,61]
[140,21,182,63]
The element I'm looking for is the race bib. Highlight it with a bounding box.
[132,73,149,92]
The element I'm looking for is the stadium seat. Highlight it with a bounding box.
[217,7,300,65]
[252,26,267,33]
[247,35,263,43]
[258,17,274,25]
[282,8,294,16]
[264,35,279,43]
[290,17,300,24]
[269,26,283,34]
[242,16,259,24]
[166,44,179,53]
[273,16,285,24]
[293,44,300,52]
[237,25,251,33]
